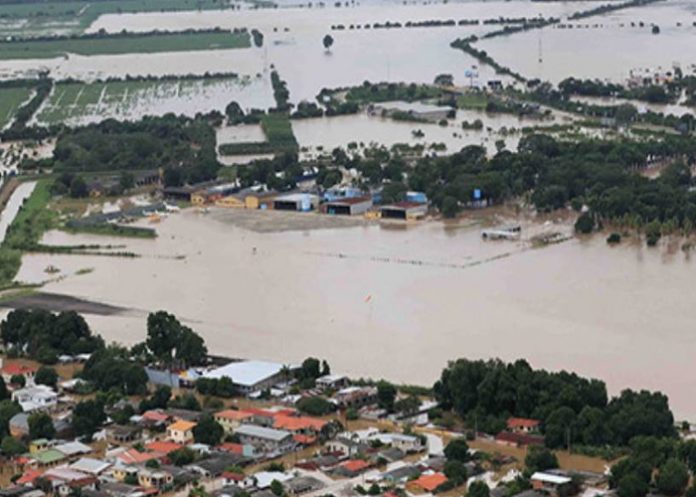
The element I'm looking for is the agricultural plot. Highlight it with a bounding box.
[0,86,32,129]
[0,30,250,60]
[34,76,273,126]
[0,0,237,37]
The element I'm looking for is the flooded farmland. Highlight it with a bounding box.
[8,209,696,419]
[33,76,274,126]
[477,0,696,83]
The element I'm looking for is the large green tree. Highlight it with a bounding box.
[444,438,470,463]
[28,412,55,440]
[656,458,689,496]
[192,414,224,445]
[72,400,107,438]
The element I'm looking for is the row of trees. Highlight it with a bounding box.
[433,358,675,448]
[48,115,221,188]
[0,309,104,362]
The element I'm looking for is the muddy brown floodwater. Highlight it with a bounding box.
[5,209,696,419]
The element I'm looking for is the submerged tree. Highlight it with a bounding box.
[323,34,334,51]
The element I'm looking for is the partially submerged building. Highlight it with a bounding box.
[380,201,427,220]
[273,193,319,212]
[323,196,373,216]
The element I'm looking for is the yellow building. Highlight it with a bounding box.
[245,192,277,210]
[216,195,245,208]
[167,420,196,444]
[214,409,253,433]
[138,468,174,489]
[29,439,51,454]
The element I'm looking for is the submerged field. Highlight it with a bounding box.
[0,0,237,38]
[0,86,32,129]
[34,75,273,126]
[0,30,250,60]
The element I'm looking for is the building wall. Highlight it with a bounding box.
[168,428,194,444]
[216,196,245,208]
[246,195,276,210]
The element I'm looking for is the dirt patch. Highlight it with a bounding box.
[209,207,372,233]
[468,437,612,474]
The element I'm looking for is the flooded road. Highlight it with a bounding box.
[8,210,696,419]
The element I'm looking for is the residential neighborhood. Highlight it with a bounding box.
[0,309,686,497]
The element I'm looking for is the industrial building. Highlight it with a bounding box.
[273,193,319,212]
[380,201,428,220]
[245,191,277,210]
[323,196,373,216]
[202,360,297,394]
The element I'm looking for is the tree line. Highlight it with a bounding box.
[434,358,675,448]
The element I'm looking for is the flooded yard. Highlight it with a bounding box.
[8,209,696,419]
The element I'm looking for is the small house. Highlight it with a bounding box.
[167,420,197,444]
[507,417,541,434]
[214,410,254,433]
[234,424,294,455]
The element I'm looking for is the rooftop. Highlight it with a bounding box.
[203,360,287,388]
[145,441,183,454]
[531,472,572,485]
[69,457,112,475]
[215,409,254,422]
[236,424,292,442]
[508,417,541,429]
[273,415,328,432]
[169,420,197,432]
[413,472,448,492]
[325,196,372,206]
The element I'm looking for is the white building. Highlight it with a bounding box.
[12,385,58,412]
[368,433,423,453]
[203,360,296,394]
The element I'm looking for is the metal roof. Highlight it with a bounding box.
[203,360,287,388]
[235,424,292,442]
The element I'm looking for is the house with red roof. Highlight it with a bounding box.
[141,410,171,427]
[409,472,448,493]
[145,441,183,455]
[16,468,43,486]
[507,417,541,434]
[333,459,371,477]
[1,362,37,385]
[218,442,255,457]
[273,415,333,444]
[214,409,254,433]
[221,471,246,486]
[115,448,166,465]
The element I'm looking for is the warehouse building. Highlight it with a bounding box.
[273,193,319,212]
[380,201,428,220]
[323,196,373,216]
[202,360,297,394]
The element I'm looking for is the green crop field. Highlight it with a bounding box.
[0,30,250,59]
[0,0,237,37]
[0,87,33,129]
